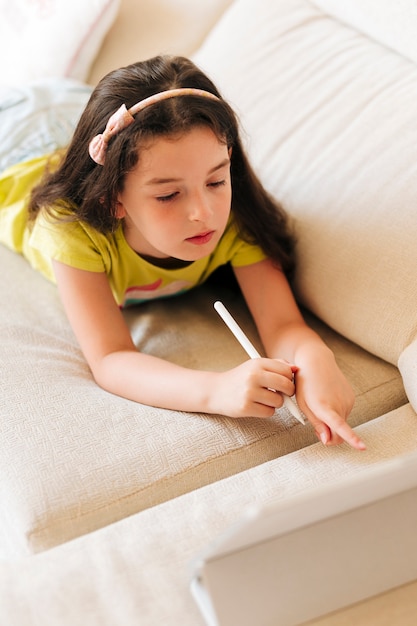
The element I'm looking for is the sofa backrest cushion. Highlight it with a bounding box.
[194,0,417,368]
[312,0,417,66]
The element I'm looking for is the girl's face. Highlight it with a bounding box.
[116,126,232,261]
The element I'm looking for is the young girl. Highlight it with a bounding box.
[0,55,365,450]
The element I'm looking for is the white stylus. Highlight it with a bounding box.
[214,301,305,425]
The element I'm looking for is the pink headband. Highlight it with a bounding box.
[88,87,220,165]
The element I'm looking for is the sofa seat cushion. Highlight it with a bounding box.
[194,0,417,367]
[0,244,406,559]
[0,404,416,626]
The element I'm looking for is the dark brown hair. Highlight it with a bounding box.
[29,55,295,274]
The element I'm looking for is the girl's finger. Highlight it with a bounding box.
[304,406,366,450]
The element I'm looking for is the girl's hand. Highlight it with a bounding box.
[294,351,366,450]
[208,358,296,418]
[234,259,366,451]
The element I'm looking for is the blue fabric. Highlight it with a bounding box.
[0,78,92,173]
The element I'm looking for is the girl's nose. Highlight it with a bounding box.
[188,193,212,221]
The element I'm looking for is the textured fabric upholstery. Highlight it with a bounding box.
[0,406,416,626]
[1,243,405,557]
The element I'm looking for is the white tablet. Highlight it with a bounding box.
[191,450,417,626]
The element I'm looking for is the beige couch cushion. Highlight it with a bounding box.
[87,0,234,84]
[0,405,416,626]
[0,244,405,558]
[312,0,417,65]
[194,0,417,366]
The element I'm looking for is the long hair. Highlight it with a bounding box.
[28,55,296,275]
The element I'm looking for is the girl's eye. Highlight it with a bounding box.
[156,192,179,203]
[208,180,226,189]
[156,180,226,202]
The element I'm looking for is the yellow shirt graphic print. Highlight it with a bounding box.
[122,278,193,306]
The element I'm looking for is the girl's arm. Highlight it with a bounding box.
[233,259,366,450]
[52,260,296,417]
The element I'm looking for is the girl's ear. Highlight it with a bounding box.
[115,201,126,219]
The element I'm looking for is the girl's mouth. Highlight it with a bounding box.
[186,230,215,245]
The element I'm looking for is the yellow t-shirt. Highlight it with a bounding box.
[0,155,266,307]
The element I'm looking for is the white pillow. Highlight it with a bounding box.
[0,0,120,85]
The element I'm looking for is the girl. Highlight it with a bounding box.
[0,55,365,450]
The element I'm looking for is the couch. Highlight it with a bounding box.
[0,0,416,623]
